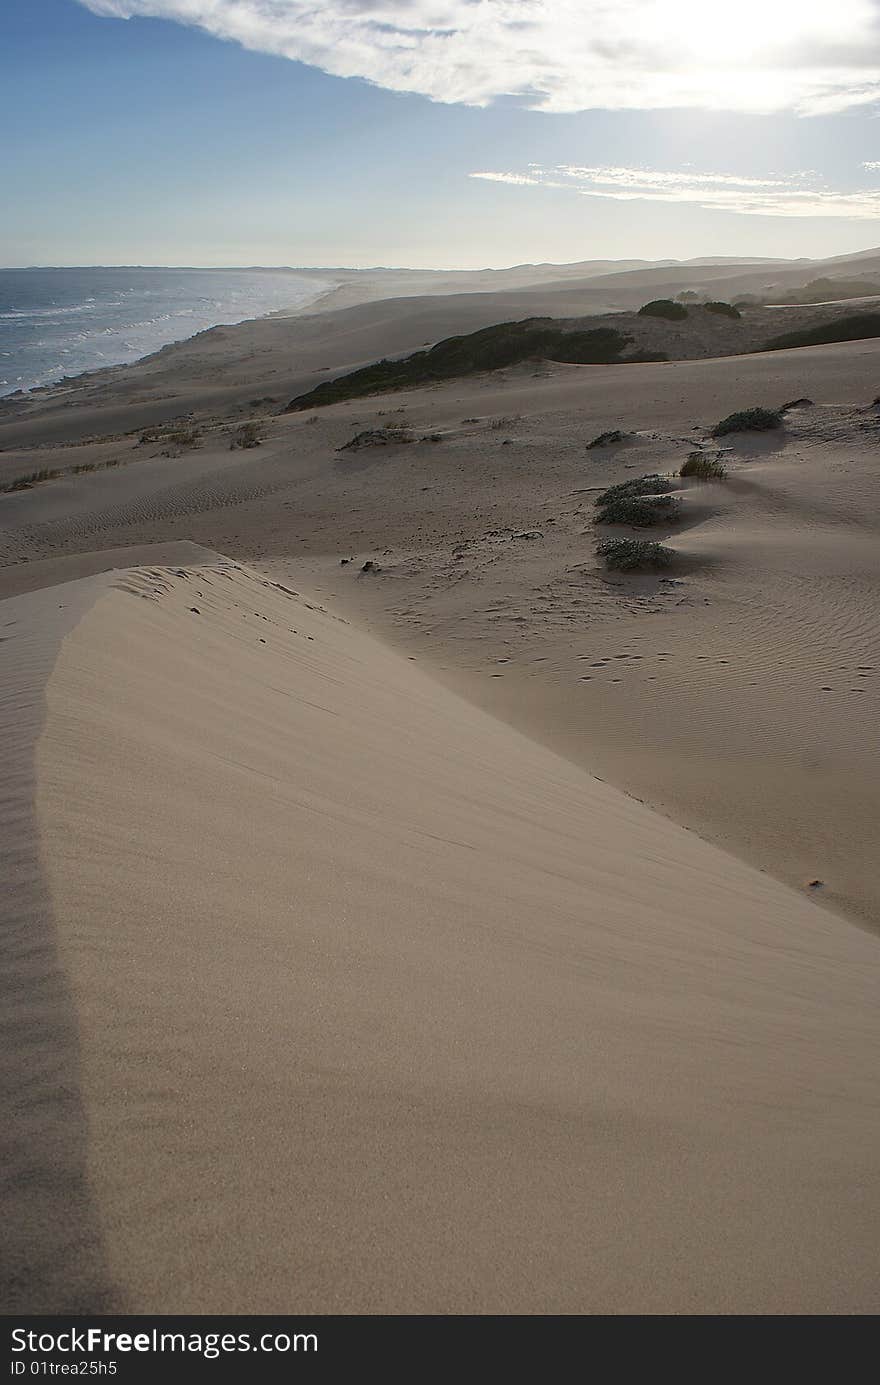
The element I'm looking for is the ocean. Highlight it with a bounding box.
[0,266,332,397]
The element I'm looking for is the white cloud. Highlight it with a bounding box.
[469,164,880,219]
[78,1,880,115]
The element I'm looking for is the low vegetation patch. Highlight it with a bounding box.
[761,312,880,352]
[593,474,674,507]
[637,299,688,321]
[711,407,782,437]
[680,452,727,479]
[0,455,124,495]
[139,424,202,448]
[286,319,636,410]
[595,494,680,526]
[337,428,415,451]
[0,466,60,493]
[597,537,674,571]
[230,421,265,450]
[168,427,201,447]
[704,301,741,320]
[587,429,625,449]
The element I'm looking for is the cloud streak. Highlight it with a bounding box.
[469,164,880,219]
[79,1,880,115]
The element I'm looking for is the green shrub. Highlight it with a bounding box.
[597,537,674,570]
[704,301,741,320]
[711,407,782,437]
[595,495,680,526]
[680,453,727,479]
[285,319,634,410]
[637,299,689,321]
[761,313,880,352]
[593,474,673,507]
[550,329,632,363]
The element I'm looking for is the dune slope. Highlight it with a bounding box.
[2,554,879,1313]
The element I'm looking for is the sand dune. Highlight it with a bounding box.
[2,272,880,1313]
[2,553,879,1314]
[1,248,877,448]
[3,339,878,921]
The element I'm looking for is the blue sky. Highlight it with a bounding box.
[2,0,880,268]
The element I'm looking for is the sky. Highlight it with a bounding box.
[2,0,880,268]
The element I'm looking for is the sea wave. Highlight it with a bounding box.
[0,268,332,396]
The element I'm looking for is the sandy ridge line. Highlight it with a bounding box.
[24,555,880,1312]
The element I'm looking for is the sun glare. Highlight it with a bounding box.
[647,0,871,64]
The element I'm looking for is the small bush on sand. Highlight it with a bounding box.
[587,429,625,449]
[711,407,781,437]
[0,466,60,493]
[598,537,674,571]
[139,424,201,448]
[595,494,680,526]
[593,474,673,508]
[779,397,813,413]
[637,299,688,321]
[704,301,741,320]
[230,421,265,450]
[167,427,201,447]
[338,427,415,451]
[680,453,727,479]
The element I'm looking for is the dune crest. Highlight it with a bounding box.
[2,555,878,1312]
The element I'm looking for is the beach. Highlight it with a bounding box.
[2,253,880,1313]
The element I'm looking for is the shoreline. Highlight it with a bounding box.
[0,272,343,404]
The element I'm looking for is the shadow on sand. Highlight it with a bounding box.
[0,593,121,1312]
